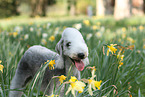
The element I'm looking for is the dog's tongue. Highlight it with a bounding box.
[74,60,84,71]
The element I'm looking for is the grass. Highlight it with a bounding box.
[0,15,145,97]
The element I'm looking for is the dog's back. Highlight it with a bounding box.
[9,45,61,97]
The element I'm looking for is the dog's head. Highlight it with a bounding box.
[55,28,89,71]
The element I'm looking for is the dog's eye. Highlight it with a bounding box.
[66,42,71,47]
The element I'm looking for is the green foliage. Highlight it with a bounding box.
[0,0,20,18]
[0,17,145,96]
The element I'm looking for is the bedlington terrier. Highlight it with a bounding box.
[9,27,89,97]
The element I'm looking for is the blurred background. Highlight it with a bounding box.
[0,0,145,20]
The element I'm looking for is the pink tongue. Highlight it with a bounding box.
[74,60,84,71]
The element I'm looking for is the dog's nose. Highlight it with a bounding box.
[78,53,85,59]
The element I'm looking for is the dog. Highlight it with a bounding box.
[9,27,89,97]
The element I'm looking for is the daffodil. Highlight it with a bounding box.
[69,76,77,82]
[43,25,46,29]
[46,60,55,70]
[87,78,102,96]
[47,94,58,97]
[63,26,67,30]
[24,34,29,40]
[132,27,136,31]
[58,75,66,84]
[143,44,145,49]
[49,36,55,42]
[42,33,48,38]
[92,25,98,30]
[86,33,92,40]
[13,32,18,37]
[29,22,33,25]
[0,60,4,73]
[96,22,101,26]
[83,20,90,26]
[117,50,124,68]
[30,27,34,32]
[65,77,86,97]
[122,27,126,32]
[95,32,102,38]
[127,37,135,44]
[41,39,47,45]
[94,80,102,90]
[91,69,96,79]
[87,69,102,96]
[74,23,82,30]
[139,25,144,30]
[90,66,96,71]
[107,44,117,56]
[122,33,126,39]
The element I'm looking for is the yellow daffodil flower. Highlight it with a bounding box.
[139,25,144,30]
[143,44,145,49]
[86,33,92,40]
[94,80,102,90]
[92,25,98,30]
[0,60,4,73]
[63,26,67,30]
[49,36,55,42]
[117,50,124,68]
[46,60,55,70]
[41,39,47,45]
[95,32,102,38]
[107,44,117,56]
[69,76,77,82]
[127,37,135,44]
[87,69,102,96]
[132,27,136,31]
[122,27,126,32]
[58,75,66,84]
[47,94,58,97]
[90,66,96,72]
[74,23,82,30]
[91,69,96,79]
[117,50,123,58]
[13,32,18,37]
[122,33,126,39]
[96,22,101,26]
[83,20,90,26]
[29,22,33,25]
[65,80,86,97]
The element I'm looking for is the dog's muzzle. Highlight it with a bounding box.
[69,53,86,71]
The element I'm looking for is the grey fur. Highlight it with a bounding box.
[9,28,89,97]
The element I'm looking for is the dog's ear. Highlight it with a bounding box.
[55,38,63,55]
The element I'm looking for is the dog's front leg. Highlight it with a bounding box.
[9,61,32,97]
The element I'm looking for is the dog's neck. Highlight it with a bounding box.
[55,55,81,79]
[63,56,81,79]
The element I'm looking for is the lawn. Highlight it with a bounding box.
[0,16,145,97]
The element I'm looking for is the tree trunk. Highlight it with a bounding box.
[132,0,144,15]
[96,0,105,16]
[30,0,37,17]
[96,0,114,16]
[114,0,132,20]
[30,0,47,17]
[67,0,76,16]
